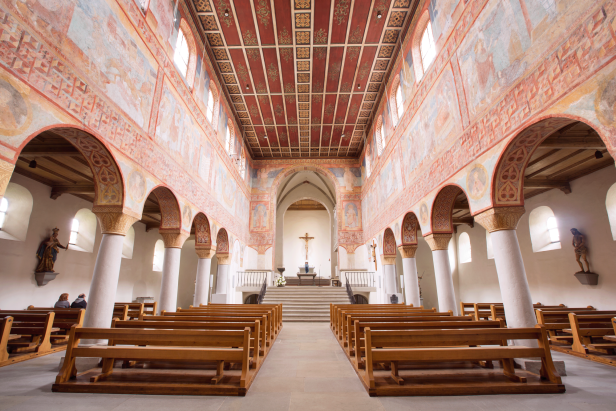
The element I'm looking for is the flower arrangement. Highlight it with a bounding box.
[275,275,286,287]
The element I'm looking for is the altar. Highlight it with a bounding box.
[297,273,317,286]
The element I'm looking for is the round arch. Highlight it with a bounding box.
[15,125,127,212]
[215,227,229,254]
[382,227,397,257]
[490,115,612,208]
[401,212,420,245]
[141,186,182,231]
[191,212,211,248]
[430,184,468,234]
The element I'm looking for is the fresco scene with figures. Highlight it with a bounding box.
[0,0,616,404]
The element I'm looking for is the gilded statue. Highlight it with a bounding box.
[570,228,590,273]
[35,228,67,273]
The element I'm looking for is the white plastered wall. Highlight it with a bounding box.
[0,174,164,309]
[457,166,616,309]
[283,210,331,278]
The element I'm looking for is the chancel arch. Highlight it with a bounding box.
[273,168,338,283]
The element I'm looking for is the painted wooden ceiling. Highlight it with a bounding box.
[187,0,418,159]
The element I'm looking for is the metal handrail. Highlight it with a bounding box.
[345,278,355,304]
[344,272,375,288]
[257,279,267,304]
[236,271,268,288]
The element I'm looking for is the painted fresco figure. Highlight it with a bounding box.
[343,167,354,191]
[571,228,590,273]
[35,228,67,273]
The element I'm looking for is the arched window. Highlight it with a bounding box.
[68,208,97,253]
[239,149,246,178]
[0,197,7,230]
[0,183,33,241]
[376,116,384,156]
[206,87,215,123]
[365,145,372,178]
[606,183,616,240]
[122,226,135,259]
[138,0,149,13]
[486,230,494,260]
[153,239,165,271]
[174,28,190,78]
[395,84,404,123]
[458,232,471,263]
[529,206,561,252]
[420,21,436,75]
[226,121,235,155]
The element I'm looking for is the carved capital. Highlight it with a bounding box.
[160,231,190,248]
[93,210,138,235]
[0,159,14,198]
[424,233,452,251]
[217,253,231,265]
[380,255,396,265]
[474,206,526,233]
[398,245,418,258]
[195,246,215,259]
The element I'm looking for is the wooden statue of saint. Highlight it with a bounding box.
[35,227,67,273]
[570,228,590,273]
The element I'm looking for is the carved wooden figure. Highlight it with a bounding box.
[570,228,590,273]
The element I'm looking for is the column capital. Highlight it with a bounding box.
[474,206,526,233]
[398,245,418,258]
[160,231,190,248]
[424,233,452,251]
[195,246,215,259]
[380,255,396,265]
[93,209,138,235]
[217,253,231,265]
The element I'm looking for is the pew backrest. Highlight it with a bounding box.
[0,316,13,362]
[0,311,55,353]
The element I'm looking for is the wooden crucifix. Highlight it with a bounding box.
[299,232,314,261]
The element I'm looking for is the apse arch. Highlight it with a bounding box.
[490,115,612,209]
[15,125,127,212]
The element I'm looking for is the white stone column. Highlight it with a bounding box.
[84,211,137,328]
[399,245,420,307]
[425,233,457,314]
[476,207,537,331]
[194,247,214,307]
[212,253,230,303]
[158,232,189,313]
[381,255,397,301]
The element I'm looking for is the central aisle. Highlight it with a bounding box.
[1,323,616,410]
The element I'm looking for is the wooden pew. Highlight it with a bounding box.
[150,315,269,355]
[567,313,616,354]
[338,309,448,343]
[341,312,458,350]
[114,303,144,320]
[0,317,13,363]
[362,326,564,396]
[112,318,261,368]
[330,304,426,334]
[0,312,55,353]
[460,302,501,317]
[112,305,129,322]
[175,307,278,344]
[53,326,253,395]
[202,304,282,334]
[333,306,437,339]
[344,315,478,357]
[353,319,505,368]
[535,308,603,344]
[25,308,85,343]
[474,303,565,322]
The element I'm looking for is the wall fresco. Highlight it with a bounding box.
[249,201,269,232]
[328,167,361,192]
[428,0,461,43]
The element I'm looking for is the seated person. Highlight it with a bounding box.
[71,293,87,309]
[54,293,70,308]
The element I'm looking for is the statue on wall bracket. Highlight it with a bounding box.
[34,227,66,286]
[571,228,598,285]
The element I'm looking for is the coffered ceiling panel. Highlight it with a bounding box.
[188,0,418,158]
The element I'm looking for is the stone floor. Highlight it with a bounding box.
[1,322,615,410]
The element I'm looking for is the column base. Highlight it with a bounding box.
[514,358,567,376]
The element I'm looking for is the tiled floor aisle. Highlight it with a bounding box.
[1,322,616,410]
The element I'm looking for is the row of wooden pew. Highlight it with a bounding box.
[52,303,283,396]
[0,302,153,366]
[461,302,616,356]
[330,303,566,396]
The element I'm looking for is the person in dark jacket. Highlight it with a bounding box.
[71,294,87,309]
[54,293,70,308]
